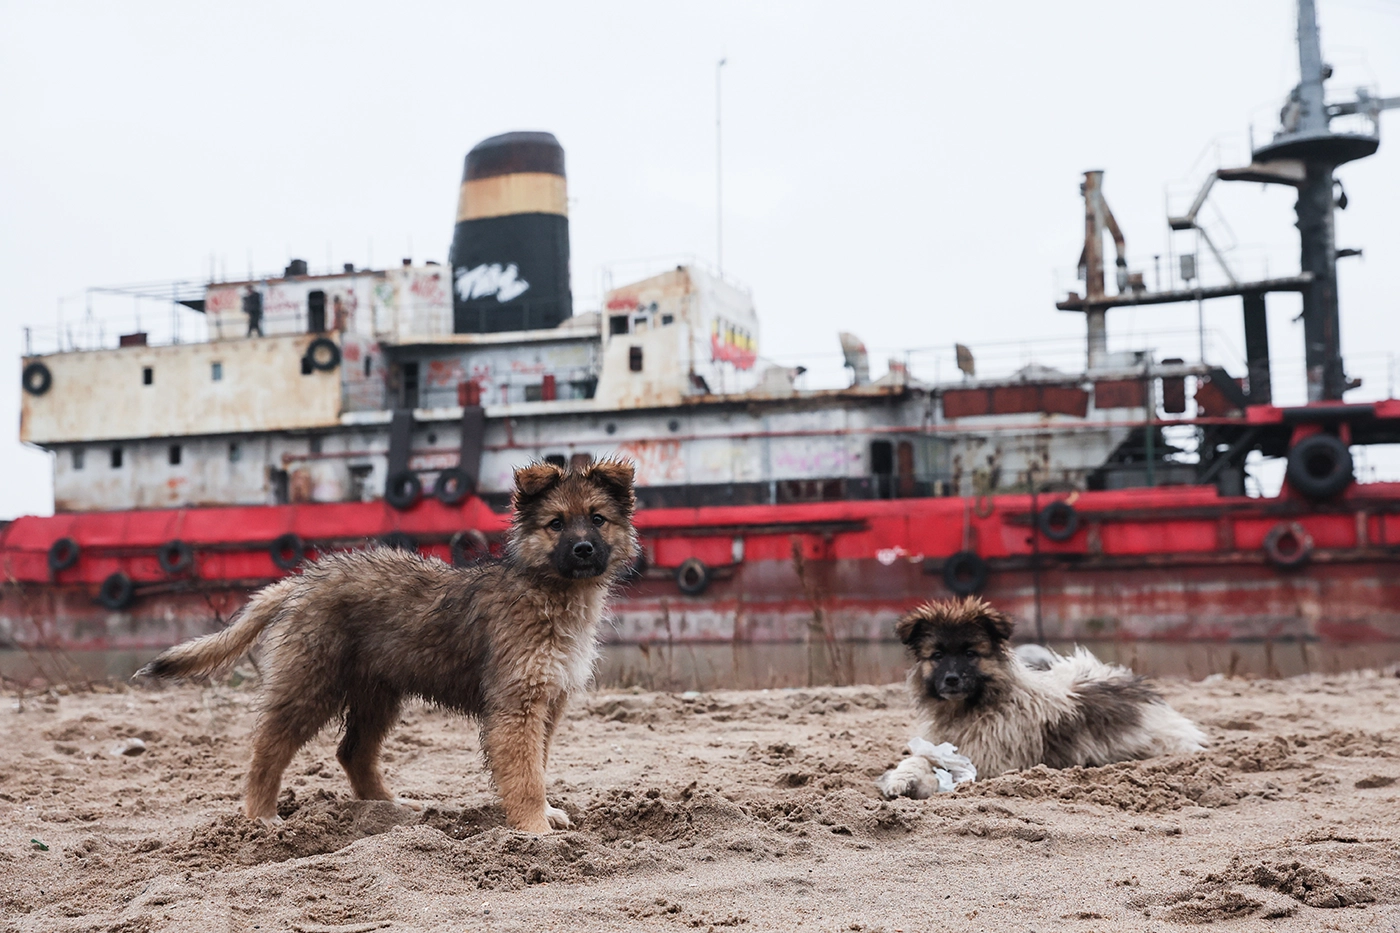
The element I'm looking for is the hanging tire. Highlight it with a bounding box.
[1037,501,1080,542]
[385,471,422,510]
[1263,521,1313,569]
[449,529,489,566]
[97,572,135,610]
[47,537,80,572]
[434,468,473,505]
[157,539,194,575]
[1286,433,1354,500]
[675,557,710,596]
[304,337,341,372]
[621,549,648,584]
[22,362,52,396]
[379,531,418,552]
[941,550,989,596]
[270,533,305,570]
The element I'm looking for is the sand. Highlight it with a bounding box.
[2,668,1398,932]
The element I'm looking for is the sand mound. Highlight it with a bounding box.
[5,673,1399,931]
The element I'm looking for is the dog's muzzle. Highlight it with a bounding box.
[558,538,610,579]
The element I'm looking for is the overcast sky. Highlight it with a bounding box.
[2,0,1398,519]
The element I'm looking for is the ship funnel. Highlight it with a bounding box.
[448,131,572,333]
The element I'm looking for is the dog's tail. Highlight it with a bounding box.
[134,576,299,681]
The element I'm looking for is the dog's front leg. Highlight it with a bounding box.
[483,703,552,833]
[541,693,571,830]
[876,756,939,800]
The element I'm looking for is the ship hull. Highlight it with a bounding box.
[3,483,1398,651]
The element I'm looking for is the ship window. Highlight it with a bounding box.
[348,464,373,502]
[270,468,290,505]
[545,454,567,468]
[142,367,153,386]
[569,452,592,470]
[609,315,629,336]
[211,362,223,381]
[72,448,85,470]
[169,444,182,466]
[870,440,894,475]
[364,354,373,377]
[228,442,242,462]
[301,356,314,375]
[309,435,323,455]
[308,290,327,333]
[629,346,643,372]
[111,447,123,469]
[524,384,544,402]
[400,362,420,409]
[661,313,674,326]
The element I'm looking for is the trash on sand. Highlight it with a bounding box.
[30,839,48,851]
[907,737,977,791]
[109,737,147,757]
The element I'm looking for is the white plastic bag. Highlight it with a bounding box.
[906,737,977,791]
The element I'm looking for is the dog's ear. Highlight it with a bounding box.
[895,607,931,646]
[586,458,636,514]
[513,462,565,510]
[978,606,1015,643]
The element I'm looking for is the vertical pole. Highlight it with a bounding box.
[1082,171,1106,370]
[716,58,727,276]
[1029,465,1045,646]
[1242,291,1272,404]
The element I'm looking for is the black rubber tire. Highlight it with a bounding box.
[620,549,648,584]
[675,557,711,596]
[1286,433,1354,500]
[941,550,989,596]
[434,468,474,505]
[157,539,194,575]
[270,533,305,571]
[449,529,490,567]
[304,337,341,372]
[379,531,418,552]
[1037,501,1080,542]
[22,362,52,396]
[1263,522,1313,569]
[384,471,422,510]
[97,572,135,611]
[47,537,80,572]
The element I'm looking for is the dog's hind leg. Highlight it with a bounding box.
[482,703,551,833]
[336,693,404,804]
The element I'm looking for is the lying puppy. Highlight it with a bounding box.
[137,459,638,833]
[879,596,1206,798]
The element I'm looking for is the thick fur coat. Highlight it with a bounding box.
[879,597,1206,798]
[137,459,639,832]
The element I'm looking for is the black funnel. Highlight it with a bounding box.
[448,131,572,333]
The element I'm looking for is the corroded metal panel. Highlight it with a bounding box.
[22,334,343,445]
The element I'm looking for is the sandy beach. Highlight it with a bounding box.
[2,667,1397,932]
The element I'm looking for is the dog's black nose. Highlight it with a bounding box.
[942,673,962,690]
[572,541,595,559]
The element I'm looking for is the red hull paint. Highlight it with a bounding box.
[3,483,1399,650]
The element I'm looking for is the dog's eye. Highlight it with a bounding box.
[931,651,943,660]
[548,518,564,532]
[591,513,605,527]
[965,648,978,658]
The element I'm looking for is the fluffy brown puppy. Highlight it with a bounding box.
[136,459,638,832]
[878,596,1205,798]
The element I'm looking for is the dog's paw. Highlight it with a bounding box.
[876,757,936,800]
[256,814,285,828]
[545,804,572,830]
[395,797,425,812]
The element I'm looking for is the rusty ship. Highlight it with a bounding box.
[4,0,1400,670]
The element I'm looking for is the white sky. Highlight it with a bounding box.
[2,0,1398,519]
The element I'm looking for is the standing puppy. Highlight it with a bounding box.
[137,459,638,833]
[879,596,1205,798]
